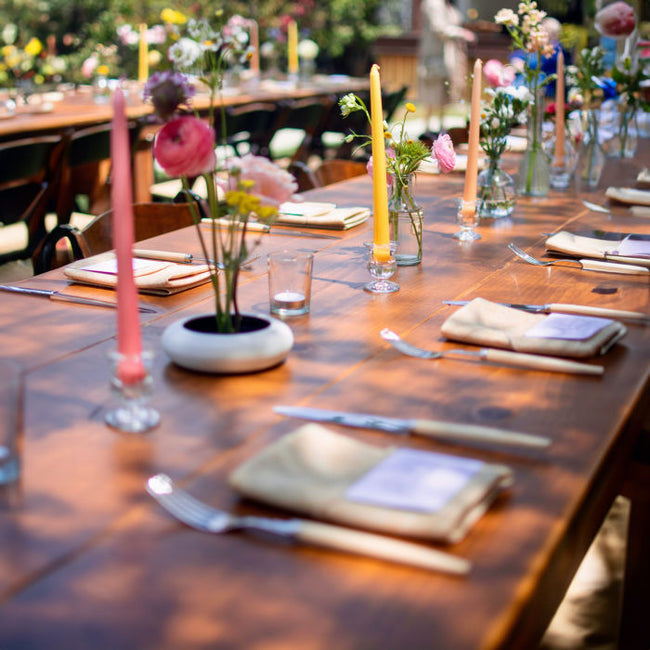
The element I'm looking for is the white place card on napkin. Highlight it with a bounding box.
[614,237,650,258]
[524,313,613,341]
[346,448,483,513]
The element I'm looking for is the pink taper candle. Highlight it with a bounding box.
[462,58,483,216]
[111,89,145,385]
[553,49,565,167]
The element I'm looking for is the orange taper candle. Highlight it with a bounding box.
[462,58,483,216]
[111,88,145,385]
[553,49,566,167]
[369,64,390,262]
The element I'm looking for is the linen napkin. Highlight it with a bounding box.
[440,298,626,358]
[637,168,650,184]
[605,187,650,206]
[545,231,650,268]
[64,252,213,296]
[276,202,370,230]
[229,423,513,544]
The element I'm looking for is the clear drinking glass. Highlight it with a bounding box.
[454,199,481,242]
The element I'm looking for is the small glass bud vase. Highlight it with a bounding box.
[577,108,606,190]
[388,173,423,266]
[477,157,516,219]
[517,85,550,197]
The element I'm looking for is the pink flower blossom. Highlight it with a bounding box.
[483,59,516,88]
[366,148,395,185]
[153,116,217,178]
[81,56,98,79]
[432,133,456,173]
[226,154,298,206]
[595,1,636,39]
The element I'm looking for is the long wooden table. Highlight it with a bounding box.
[0,147,649,649]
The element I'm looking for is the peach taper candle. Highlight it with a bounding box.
[462,58,483,217]
[553,49,566,167]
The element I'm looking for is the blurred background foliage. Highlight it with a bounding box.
[0,0,404,84]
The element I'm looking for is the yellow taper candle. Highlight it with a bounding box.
[462,58,483,216]
[553,49,565,167]
[369,64,390,262]
[288,20,299,75]
[138,23,149,83]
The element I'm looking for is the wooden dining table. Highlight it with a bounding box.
[0,144,649,649]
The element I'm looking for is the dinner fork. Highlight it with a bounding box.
[380,329,603,375]
[146,474,470,575]
[507,243,649,275]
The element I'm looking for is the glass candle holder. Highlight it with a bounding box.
[105,350,160,433]
[364,242,399,294]
[454,199,481,242]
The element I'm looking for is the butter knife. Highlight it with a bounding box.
[0,284,156,313]
[274,406,551,450]
[443,300,649,322]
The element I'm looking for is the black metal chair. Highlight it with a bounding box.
[221,101,284,158]
[0,134,67,266]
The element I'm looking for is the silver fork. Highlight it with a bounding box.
[145,474,470,574]
[508,243,581,268]
[508,243,649,275]
[380,329,603,375]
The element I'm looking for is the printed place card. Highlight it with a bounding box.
[524,313,613,341]
[614,236,650,259]
[345,448,483,513]
[81,258,167,275]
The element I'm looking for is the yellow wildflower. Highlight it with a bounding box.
[97,64,109,76]
[161,9,187,25]
[405,102,416,113]
[24,38,42,56]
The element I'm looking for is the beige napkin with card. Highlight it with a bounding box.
[229,424,512,543]
[605,187,650,206]
[440,298,626,358]
[545,231,650,268]
[64,252,213,296]
[276,202,370,230]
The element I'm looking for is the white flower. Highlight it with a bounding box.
[297,39,319,60]
[339,93,358,116]
[495,9,518,27]
[168,37,203,69]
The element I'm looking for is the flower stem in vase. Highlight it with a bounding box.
[388,173,423,266]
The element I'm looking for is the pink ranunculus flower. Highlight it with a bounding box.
[226,154,298,207]
[432,133,456,173]
[595,1,636,39]
[153,116,217,178]
[81,56,99,79]
[483,59,516,88]
[367,147,395,185]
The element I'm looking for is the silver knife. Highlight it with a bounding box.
[274,406,551,450]
[443,300,649,322]
[0,284,156,313]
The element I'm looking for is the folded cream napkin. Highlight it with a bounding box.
[64,252,213,296]
[545,231,650,268]
[440,298,626,358]
[630,206,650,218]
[276,202,370,230]
[637,168,650,184]
[605,187,650,206]
[229,423,513,544]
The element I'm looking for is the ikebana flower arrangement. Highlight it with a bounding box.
[494,0,554,196]
[339,94,455,264]
[145,13,297,335]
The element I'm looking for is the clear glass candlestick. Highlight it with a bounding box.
[364,242,399,294]
[454,199,481,241]
[105,350,160,433]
